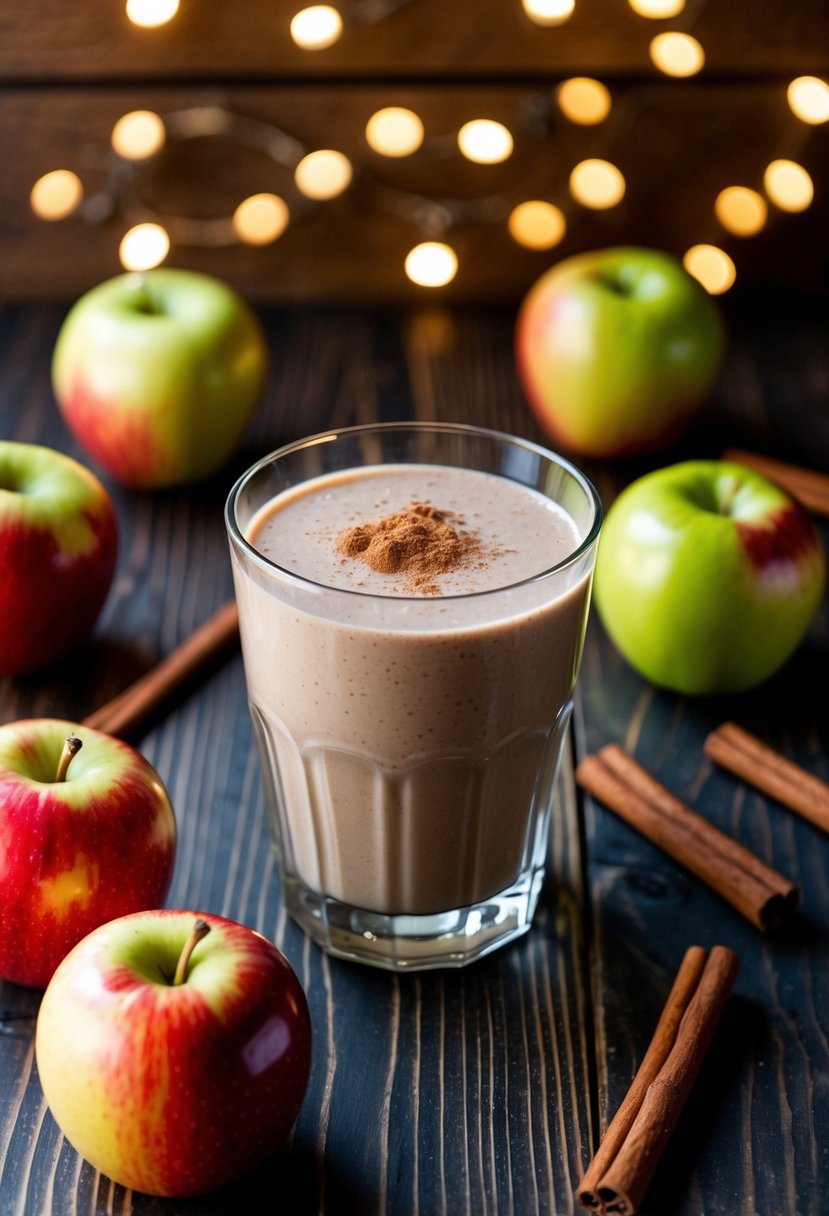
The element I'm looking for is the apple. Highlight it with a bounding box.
[0,441,118,677]
[593,460,826,694]
[0,719,176,988]
[52,269,269,489]
[515,247,725,458]
[36,910,312,1197]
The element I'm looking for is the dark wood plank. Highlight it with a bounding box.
[577,297,829,1215]
[0,302,594,1214]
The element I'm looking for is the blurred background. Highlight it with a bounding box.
[3,0,828,304]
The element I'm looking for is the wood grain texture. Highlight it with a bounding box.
[0,303,593,1214]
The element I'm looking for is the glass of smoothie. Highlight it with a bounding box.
[225,423,601,970]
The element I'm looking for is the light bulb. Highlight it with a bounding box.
[30,170,83,220]
[119,223,170,271]
[683,245,736,295]
[556,78,612,125]
[294,150,352,199]
[763,159,814,212]
[111,111,166,160]
[714,186,767,237]
[628,0,685,17]
[569,159,625,209]
[289,6,343,50]
[787,76,829,125]
[404,242,458,287]
[649,32,705,77]
[521,0,575,26]
[457,120,513,165]
[125,0,179,27]
[365,108,424,157]
[508,201,566,250]
[233,194,290,245]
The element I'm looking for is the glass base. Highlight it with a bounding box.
[281,866,547,971]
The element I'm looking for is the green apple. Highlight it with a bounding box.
[515,247,725,458]
[594,460,826,694]
[52,269,268,489]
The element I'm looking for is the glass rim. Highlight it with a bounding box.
[225,421,603,603]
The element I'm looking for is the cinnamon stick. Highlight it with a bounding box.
[705,722,829,836]
[577,945,740,1215]
[722,448,829,518]
[576,745,798,930]
[83,600,239,738]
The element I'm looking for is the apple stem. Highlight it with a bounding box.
[55,735,83,782]
[172,919,211,986]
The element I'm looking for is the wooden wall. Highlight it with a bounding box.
[1,0,828,302]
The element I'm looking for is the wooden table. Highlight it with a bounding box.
[1,296,827,1215]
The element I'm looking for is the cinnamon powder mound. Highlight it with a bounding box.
[335,502,483,594]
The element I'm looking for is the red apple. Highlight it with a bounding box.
[0,719,176,987]
[36,911,312,1197]
[52,269,269,489]
[0,441,118,677]
[516,247,725,458]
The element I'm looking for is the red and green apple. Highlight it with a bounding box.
[0,719,176,988]
[36,910,312,1197]
[593,460,826,693]
[515,247,725,458]
[0,440,118,677]
[52,269,269,489]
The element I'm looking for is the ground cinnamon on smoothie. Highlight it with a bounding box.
[336,502,483,593]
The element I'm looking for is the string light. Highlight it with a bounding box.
[649,32,705,77]
[457,120,514,165]
[365,108,424,157]
[405,242,458,287]
[30,171,83,221]
[521,0,575,25]
[787,76,829,125]
[714,186,767,237]
[233,194,290,245]
[125,0,180,27]
[569,159,625,208]
[289,6,343,49]
[628,0,685,16]
[119,223,170,271]
[111,111,166,160]
[295,149,352,199]
[508,201,566,249]
[557,78,612,125]
[683,245,736,294]
[763,160,814,212]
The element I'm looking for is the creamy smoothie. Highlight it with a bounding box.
[233,463,592,919]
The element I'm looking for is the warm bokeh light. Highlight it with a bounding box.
[111,111,166,160]
[404,242,458,287]
[649,32,705,77]
[125,0,180,27]
[457,120,513,165]
[763,159,814,212]
[289,5,343,50]
[569,159,626,209]
[365,107,424,157]
[714,186,767,237]
[683,244,736,295]
[787,76,829,125]
[508,201,566,250]
[233,194,290,245]
[628,0,685,16]
[521,0,575,25]
[294,149,352,199]
[30,170,83,221]
[119,223,170,271]
[557,77,612,125]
